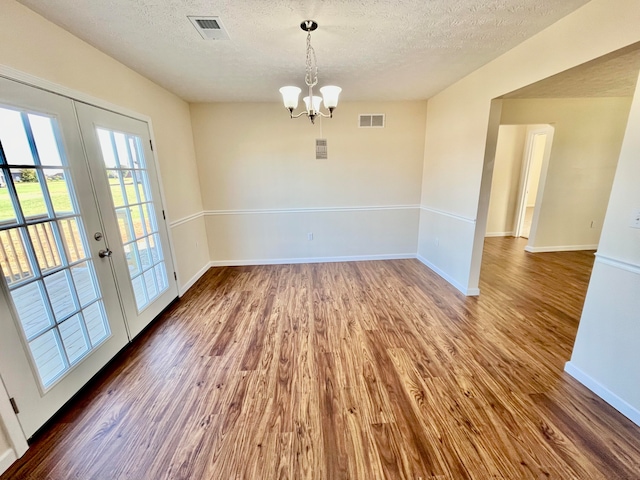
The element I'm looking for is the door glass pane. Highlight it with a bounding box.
[71,262,98,307]
[58,314,89,364]
[28,222,62,273]
[131,275,147,310]
[124,242,141,276]
[13,169,49,220]
[0,108,35,165]
[10,281,52,339]
[44,169,74,216]
[0,228,34,286]
[83,301,109,346]
[0,106,113,390]
[44,270,77,321]
[95,128,169,312]
[115,208,133,243]
[59,217,87,263]
[28,114,63,167]
[29,330,67,387]
[0,173,18,224]
[108,171,126,207]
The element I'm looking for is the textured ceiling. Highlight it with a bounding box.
[503,44,640,98]
[17,0,591,103]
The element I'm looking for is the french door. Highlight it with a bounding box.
[0,77,176,439]
[75,103,177,338]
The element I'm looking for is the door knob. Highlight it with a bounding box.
[98,249,113,258]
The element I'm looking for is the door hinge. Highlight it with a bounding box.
[150,139,153,151]
[9,397,19,414]
[162,210,166,220]
[174,272,177,281]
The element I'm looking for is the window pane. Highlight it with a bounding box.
[128,137,144,168]
[83,301,109,346]
[124,242,141,276]
[108,170,126,207]
[155,263,168,292]
[0,228,34,286]
[143,268,158,300]
[97,129,117,168]
[29,329,66,387]
[28,114,63,167]
[115,208,133,243]
[13,169,49,220]
[28,222,62,273]
[71,261,97,307]
[114,132,131,167]
[131,275,147,310]
[44,169,74,216]
[0,172,18,224]
[134,173,148,203]
[130,205,145,239]
[44,270,77,321]
[149,234,163,264]
[137,237,151,269]
[58,314,89,364]
[0,108,34,165]
[142,203,156,235]
[11,281,53,339]
[59,217,87,263]
[123,171,139,205]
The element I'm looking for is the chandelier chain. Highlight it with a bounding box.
[305,31,318,87]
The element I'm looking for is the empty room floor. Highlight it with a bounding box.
[3,237,640,479]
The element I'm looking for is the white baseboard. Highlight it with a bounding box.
[209,253,416,268]
[416,254,480,297]
[178,262,212,296]
[485,232,514,237]
[524,244,598,253]
[564,361,640,427]
[181,254,482,299]
[0,449,17,477]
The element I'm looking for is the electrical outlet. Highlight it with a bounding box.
[631,209,640,229]
[307,232,313,241]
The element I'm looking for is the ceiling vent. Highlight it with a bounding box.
[188,16,230,40]
[359,114,385,128]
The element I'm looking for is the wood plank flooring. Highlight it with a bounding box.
[3,237,640,479]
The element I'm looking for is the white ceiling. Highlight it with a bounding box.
[18,0,591,103]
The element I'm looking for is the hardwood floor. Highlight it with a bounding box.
[3,237,640,479]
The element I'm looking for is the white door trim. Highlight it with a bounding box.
[0,376,28,466]
[513,125,554,243]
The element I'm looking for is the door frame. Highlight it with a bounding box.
[0,64,180,462]
[513,125,555,245]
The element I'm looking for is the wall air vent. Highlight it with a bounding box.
[188,16,230,40]
[316,139,328,159]
[359,114,385,128]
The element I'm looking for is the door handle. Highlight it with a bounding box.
[98,249,113,258]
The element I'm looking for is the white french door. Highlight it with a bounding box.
[75,103,177,338]
[0,77,176,439]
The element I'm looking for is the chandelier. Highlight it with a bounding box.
[279,20,342,124]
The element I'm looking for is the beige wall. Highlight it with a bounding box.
[568,71,640,424]
[191,101,427,262]
[486,125,527,235]
[418,0,640,293]
[501,97,632,250]
[0,0,209,463]
[0,0,209,290]
[419,0,640,422]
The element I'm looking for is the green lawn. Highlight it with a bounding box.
[0,180,142,223]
